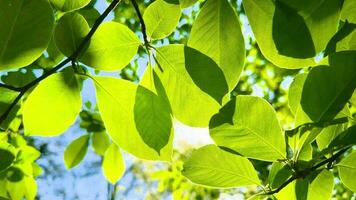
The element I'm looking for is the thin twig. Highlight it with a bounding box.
[130,0,150,46]
[285,117,349,136]
[265,147,351,195]
[0,0,122,124]
[0,83,22,92]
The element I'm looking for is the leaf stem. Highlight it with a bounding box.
[0,0,122,124]
[265,147,351,195]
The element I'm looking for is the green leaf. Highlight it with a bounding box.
[301,51,356,122]
[79,8,101,27]
[1,69,36,88]
[324,22,356,55]
[6,176,37,200]
[155,44,226,127]
[134,80,172,154]
[102,143,125,184]
[54,13,90,57]
[17,146,41,164]
[188,0,245,91]
[50,0,91,12]
[316,123,347,150]
[164,0,198,7]
[328,125,356,149]
[210,96,286,161]
[288,73,312,126]
[0,142,16,173]
[341,0,356,24]
[307,170,334,200]
[23,70,82,137]
[143,0,181,40]
[179,0,198,8]
[64,134,90,169]
[92,131,111,156]
[242,0,341,68]
[182,145,260,188]
[274,179,309,200]
[0,88,20,130]
[80,22,141,71]
[94,76,173,161]
[351,91,356,107]
[0,0,54,70]
[268,162,293,189]
[36,37,64,69]
[337,151,356,193]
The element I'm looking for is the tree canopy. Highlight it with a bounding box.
[0,0,356,199]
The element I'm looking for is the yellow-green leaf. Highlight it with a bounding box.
[80,22,141,71]
[182,145,260,188]
[94,76,173,161]
[143,0,181,40]
[50,0,91,12]
[188,0,245,90]
[64,134,90,169]
[23,70,82,137]
[210,96,286,162]
[102,143,125,184]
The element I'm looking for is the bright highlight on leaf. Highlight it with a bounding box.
[94,76,173,160]
[23,70,82,137]
[155,44,226,127]
[308,170,334,200]
[182,145,260,188]
[80,22,141,71]
[0,0,54,70]
[210,95,286,162]
[243,0,342,68]
[64,134,90,169]
[337,151,356,193]
[143,0,181,40]
[188,0,245,90]
[50,0,91,12]
[102,143,125,185]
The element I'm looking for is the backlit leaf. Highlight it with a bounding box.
[50,0,91,12]
[94,76,173,160]
[64,134,90,169]
[23,70,82,136]
[102,143,125,184]
[182,145,260,188]
[188,0,245,90]
[143,0,181,40]
[337,151,356,193]
[210,96,286,161]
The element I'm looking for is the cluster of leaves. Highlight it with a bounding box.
[1,0,356,199]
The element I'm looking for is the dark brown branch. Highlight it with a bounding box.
[130,0,150,46]
[0,83,22,92]
[265,147,351,195]
[0,0,122,124]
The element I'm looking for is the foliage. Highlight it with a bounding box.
[1,0,356,199]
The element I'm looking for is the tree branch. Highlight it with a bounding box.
[130,0,150,47]
[285,117,349,136]
[265,147,351,195]
[0,83,22,92]
[0,0,122,124]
